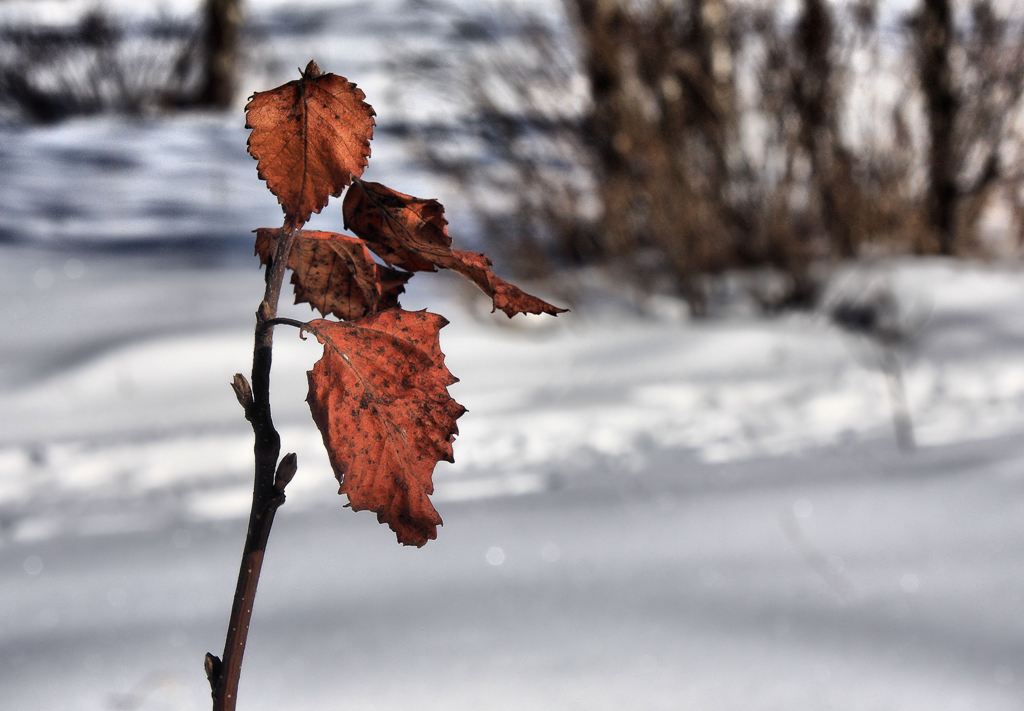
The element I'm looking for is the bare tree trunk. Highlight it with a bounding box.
[792,0,861,258]
[567,0,634,257]
[688,0,734,197]
[916,0,959,255]
[670,0,736,314]
[198,0,242,108]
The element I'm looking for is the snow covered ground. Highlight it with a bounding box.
[2,1,1024,709]
[3,246,1024,710]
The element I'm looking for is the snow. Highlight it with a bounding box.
[3,1,1024,709]
[3,245,1024,710]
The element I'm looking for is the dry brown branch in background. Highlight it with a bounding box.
[914,0,959,254]
[950,0,1024,253]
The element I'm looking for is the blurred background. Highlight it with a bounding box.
[2,0,1024,709]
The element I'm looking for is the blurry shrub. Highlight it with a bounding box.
[399,0,1024,316]
[391,3,599,283]
[912,0,1024,256]
[0,3,244,122]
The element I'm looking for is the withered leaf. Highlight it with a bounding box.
[305,311,466,546]
[344,180,567,317]
[246,60,375,225]
[255,228,410,320]
[445,249,570,317]
[342,180,450,271]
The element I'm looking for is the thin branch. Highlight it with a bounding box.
[209,223,300,711]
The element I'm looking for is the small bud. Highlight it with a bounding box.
[205,652,222,687]
[257,301,273,323]
[303,60,322,79]
[231,374,254,411]
[274,453,298,492]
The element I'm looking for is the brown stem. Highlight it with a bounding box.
[264,316,309,331]
[209,224,300,711]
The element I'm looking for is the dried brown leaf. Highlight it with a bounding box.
[342,180,450,271]
[255,228,410,320]
[305,311,466,546]
[246,60,375,225]
[344,181,567,317]
[444,249,569,317]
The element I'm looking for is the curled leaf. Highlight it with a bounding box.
[445,249,570,318]
[255,228,410,320]
[344,180,567,317]
[342,180,450,271]
[246,60,375,225]
[305,311,466,546]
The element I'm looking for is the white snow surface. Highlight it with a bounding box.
[2,1,1024,709]
[2,248,1024,710]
